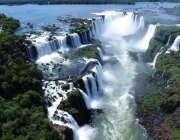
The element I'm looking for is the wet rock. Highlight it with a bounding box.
[53,124,73,140]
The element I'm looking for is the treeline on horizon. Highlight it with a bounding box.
[0,0,180,5]
[0,0,134,5]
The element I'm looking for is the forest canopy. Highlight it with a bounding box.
[0,14,60,140]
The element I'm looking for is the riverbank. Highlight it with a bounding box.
[134,25,180,140]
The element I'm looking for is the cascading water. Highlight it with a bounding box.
[33,35,68,58]
[69,33,82,48]
[88,74,99,98]
[97,47,104,60]
[165,35,171,47]
[43,81,80,140]
[147,47,163,68]
[138,16,145,29]
[170,35,180,51]
[79,89,91,109]
[82,76,91,98]
[134,24,156,51]
[92,64,104,95]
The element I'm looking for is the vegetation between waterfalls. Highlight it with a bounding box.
[136,26,180,140]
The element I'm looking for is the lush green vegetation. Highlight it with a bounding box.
[139,26,180,139]
[42,24,60,35]
[0,14,20,33]
[61,84,70,91]
[0,14,62,140]
[70,40,101,60]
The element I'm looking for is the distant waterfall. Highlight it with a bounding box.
[138,16,144,29]
[69,33,82,48]
[28,11,147,61]
[170,35,180,51]
[165,35,171,47]
[102,12,145,37]
[94,17,104,38]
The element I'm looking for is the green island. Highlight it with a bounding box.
[136,26,180,140]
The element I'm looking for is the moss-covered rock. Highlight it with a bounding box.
[58,89,91,126]
[72,77,86,91]
[61,84,70,91]
[70,40,102,62]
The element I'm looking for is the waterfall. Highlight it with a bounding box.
[69,33,82,48]
[137,24,156,51]
[69,83,74,90]
[147,47,163,68]
[34,10,153,140]
[92,64,104,95]
[79,89,91,109]
[169,35,180,52]
[138,16,144,29]
[82,76,91,98]
[88,74,99,98]
[165,35,171,47]
[82,73,99,99]
[103,12,143,37]
[43,81,80,140]
[94,17,103,38]
[91,21,96,39]
[97,47,104,60]
[83,32,89,44]
[34,36,67,58]
[25,45,37,61]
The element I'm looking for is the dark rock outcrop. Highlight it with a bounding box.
[53,124,73,140]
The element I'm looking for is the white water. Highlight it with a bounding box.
[135,24,156,52]
[82,76,91,98]
[165,35,171,47]
[69,33,82,48]
[89,74,99,98]
[147,47,163,68]
[138,16,145,29]
[170,35,180,51]
[79,89,91,109]
[97,47,104,60]
[92,64,104,95]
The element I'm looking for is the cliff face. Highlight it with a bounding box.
[136,26,180,140]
